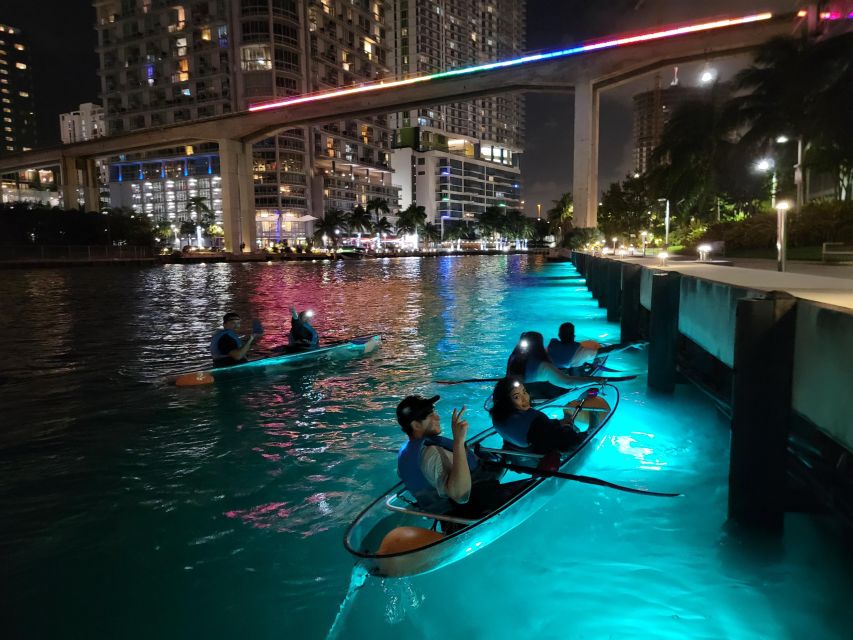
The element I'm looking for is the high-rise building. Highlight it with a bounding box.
[59,103,106,144]
[388,0,525,232]
[0,23,37,155]
[632,75,703,175]
[93,0,399,247]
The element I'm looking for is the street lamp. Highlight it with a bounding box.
[171,224,179,247]
[612,236,618,250]
[640,230,648,256]
[699,66,717,84]
[536,203,541,220]
[775,200,791,272]
[657,198,670,247]
[755,157,777,207]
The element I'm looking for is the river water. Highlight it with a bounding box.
[1,255,851,639]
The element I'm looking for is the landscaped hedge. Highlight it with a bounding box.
[698,200,853,250]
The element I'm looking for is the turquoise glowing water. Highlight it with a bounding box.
[1,256,851,639]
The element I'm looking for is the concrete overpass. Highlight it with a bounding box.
[0,10,808,252]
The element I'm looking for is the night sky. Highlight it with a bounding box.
[0,1,793,216]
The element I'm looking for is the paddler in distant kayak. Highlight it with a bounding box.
[210,312,260,367]
[289,304,319,349]
[396,394,525,528]
[489,376,584,452]
[506,331,605,398]
[547,322,644,373]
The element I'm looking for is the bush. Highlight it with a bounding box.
[696,201,853,251]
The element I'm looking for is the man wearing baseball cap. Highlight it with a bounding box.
[396,394,515,523]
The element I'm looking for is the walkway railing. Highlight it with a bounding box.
[0,245,155,261]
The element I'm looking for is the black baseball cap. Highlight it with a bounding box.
[396,395,440,429]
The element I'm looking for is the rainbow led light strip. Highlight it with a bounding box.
[249,13,773,113]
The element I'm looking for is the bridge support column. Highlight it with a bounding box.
[728,293,796,533]
[60,156,81,210]
[572,79,599,229]
[219,139,256,254]
[82,158,100,212]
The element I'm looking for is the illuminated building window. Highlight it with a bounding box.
[19,90,28,97]
[14,43,24,51]
[240,44,271,71]
[15,62,26,70]
[200,27,211,41]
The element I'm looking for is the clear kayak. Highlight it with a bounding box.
[343,383,619,578]
[172,334,382,386]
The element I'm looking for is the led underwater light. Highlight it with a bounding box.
[249,13,774,113]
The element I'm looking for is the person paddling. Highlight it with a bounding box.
[506,331,604,398]
[489,377,584,453]
[395,394,525,529]
[547,322,643,372]
[210,312,259,367]
[289,304,319,349]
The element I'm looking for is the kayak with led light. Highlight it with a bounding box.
[171,334,381,386]
[343,383,618,577]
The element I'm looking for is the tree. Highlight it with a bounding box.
[505,209,533,242]
[598,174,656,240]
[730,33,853,200]
[313,208,349,248]
[395,203,427,235]
[179,219,197,245]
[348,205,372,245]
[421,221,441,247]
[442,223,469,249]
[476,206,508,241]
[372,215,393,236]
[366,197,390,223]
[547,193,573,245]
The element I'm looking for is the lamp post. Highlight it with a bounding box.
[171,224,179,248]
[611,236,617,251]
[775,200,791,272]
[536,203,541,220]
[755,158,777,207]
[657,198,670,246]
[640,230,648,257]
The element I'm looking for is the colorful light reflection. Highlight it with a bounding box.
[249,13,773,113]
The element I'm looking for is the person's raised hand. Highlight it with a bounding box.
[451,406,468,443]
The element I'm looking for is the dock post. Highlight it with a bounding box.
[647,271,680,392]
[620,263,642,342]
[728,292,796,532]
[606,260,622,322]
[596,258,608,308]
[586,256,596,293]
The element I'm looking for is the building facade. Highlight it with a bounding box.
[0,23,37,155]
[59,103,106,145]
[93,0,399,247]
[388,0,525,230]
[632,76,703,175]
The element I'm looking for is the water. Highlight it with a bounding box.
[1,256,851,639]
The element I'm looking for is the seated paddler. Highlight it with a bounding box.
[547,322,637,372]
[396,394,523,526]
[288,304,319,349]
[489,377,584,453]
[210,312,259,367]
[506,331,604,398]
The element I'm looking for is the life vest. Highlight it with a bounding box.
[289,319,319,346]
[397,436,479,511]
[493,408,539,449]
[506,352,542,380]
[546,338,581,368]
[210,329,241,360]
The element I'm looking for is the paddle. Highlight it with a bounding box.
[491,460,682,498]
[436,373,637,386]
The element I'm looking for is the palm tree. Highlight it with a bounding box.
[505,209,533,243]
[442,223,468,250]
[366,197,390,223]
[179,219,197,246]
[421,222,441,247]
[313,208,349,249]
[476,206,508,244]
[547,193,573,245]
[396,203,427,233]
[348,205,372,246]
[372,215,393,250]
[185,196,213,247]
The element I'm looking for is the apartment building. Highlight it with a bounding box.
[93,0,399,246]
[0,23,37,155]
[388,0,525,231]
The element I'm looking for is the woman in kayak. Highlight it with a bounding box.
[506,331,603,397]
[289,304,319,348]
[489,376,585,452]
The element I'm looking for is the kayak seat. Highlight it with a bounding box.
[384,493,477,526]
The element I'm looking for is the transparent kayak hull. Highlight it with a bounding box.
[343,384,617,577]
[172,334,381,385]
